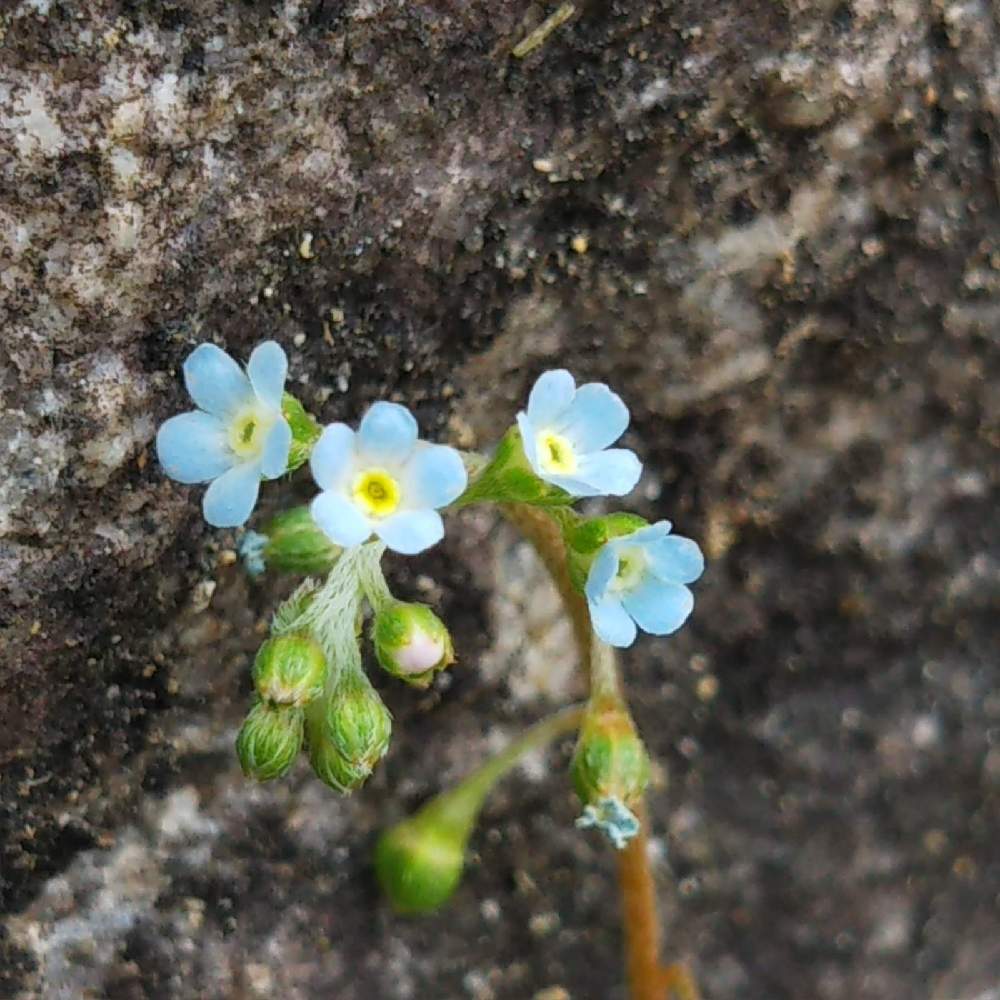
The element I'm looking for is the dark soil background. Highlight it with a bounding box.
[1,1,998,998]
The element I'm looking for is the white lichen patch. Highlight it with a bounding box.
[0,81,67,158]
[0,423,70,535]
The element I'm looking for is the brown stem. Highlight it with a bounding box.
[617,799,666,1000]
[499,503,694,1000]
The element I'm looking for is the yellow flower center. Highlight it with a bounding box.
[537,431,577,474]
[228,404,275,458]
[611,547,645,593]
[352,469,401,518]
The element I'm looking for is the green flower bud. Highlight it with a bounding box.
[455,426,574,508]
[563,512,648,592]
[262,506,341,576]
[306,670,391,792]
[281,392,321,472]
[236,701,303,781]
[374,806,469,914]
[252,632,327,707]
[374,704,584,912]
[307,729,370,794]
[570,694,650,810]
[373,601,454,688]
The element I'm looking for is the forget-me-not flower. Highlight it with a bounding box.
[585,521,704,648]
[309,402,467,555]
[156,341,292,528]
[516,369,642,497]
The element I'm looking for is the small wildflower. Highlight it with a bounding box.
[309,402,467,555]
[585,521,704,648]
[157,341,292,527]
[515,369,642,497]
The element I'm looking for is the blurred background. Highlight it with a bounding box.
[1,1,997,998]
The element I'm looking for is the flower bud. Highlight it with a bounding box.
[570,694,650,810]
[281,392,321,472]
[374,808,468,914]
[563,512,648,592]
[307,730,370,794]
[306,671,391,791]
[373,601,454,688]
[236,701,303,781]
[262,506,341,576]
[252,632,327,707]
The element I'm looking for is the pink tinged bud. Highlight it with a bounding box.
[394,629,447,675]
[372,601,454,688]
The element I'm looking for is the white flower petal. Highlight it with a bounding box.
[357,401,418,464]
[156,411,233,484]
[310,491,373,548]
[557,382,630,452]
[574,449,642,497]
[589,596,637,648]
[183,343,253,419]
[310,424,356,491]
[375,509,444,555]
[248,340,288,410]
[516,413,541,474]
[622,577,694,636]
[260,417,292,479]
[623,521,672,548]
[525,369,576,426]
[402,443,468,509]
[646,535,705,585]
[585,544,619,604]
[202,460,262,527]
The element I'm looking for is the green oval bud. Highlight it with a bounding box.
[281,393,321,472]
[570,695,651,809]
[306,671,392,792]
[236,702,303,781]
[252,632,327,707]
[563,512,649,592]
[307,730,370,794]
[373,601,454,688]
[263,506,341,576]
[374,812,467,914]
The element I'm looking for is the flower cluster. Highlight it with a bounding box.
[157,345,704,648]
[156,336,709,923]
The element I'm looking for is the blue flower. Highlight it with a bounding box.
[515,369,642,497]
[156,341,292,527]
[585,521,704,648]
[309,402,468,555]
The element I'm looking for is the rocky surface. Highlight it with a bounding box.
[1,0,998,998]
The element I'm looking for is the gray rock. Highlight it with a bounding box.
[2,1,998,998]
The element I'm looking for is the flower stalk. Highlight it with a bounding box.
[374,703,584,914]
[501,499,696,1000]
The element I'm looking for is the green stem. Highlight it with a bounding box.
[416,703,585,833]
[354,540,392,612]
[589,636,624,703]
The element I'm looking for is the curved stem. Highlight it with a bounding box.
[430,703,585,830]
[500,501,693,1000]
